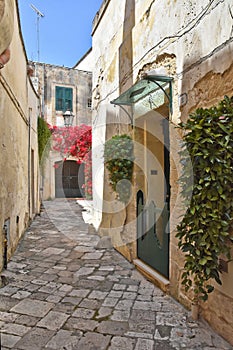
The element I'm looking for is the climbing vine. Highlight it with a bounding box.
[176,96,233,301]
[37,117,51,163]
[104,134,134,203]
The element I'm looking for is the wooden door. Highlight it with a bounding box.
[55,160,84,198]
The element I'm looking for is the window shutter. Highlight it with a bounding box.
[65,88,73,111]
[55,86,73,112]
[55,86,63,111]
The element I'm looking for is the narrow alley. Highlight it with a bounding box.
[0,199,231,350]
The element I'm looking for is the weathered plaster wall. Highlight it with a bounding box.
[91,0,137,254]
[0,0,14,55]
[91,0,233,343]
[29,62,92,200]
[30,62,92,126]
[27,80,40,217]
[0,0,40,272]
[174,54,233,346]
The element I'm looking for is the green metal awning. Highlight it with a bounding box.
[110,75,173,109]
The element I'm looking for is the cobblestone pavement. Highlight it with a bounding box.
[0,199,232,350]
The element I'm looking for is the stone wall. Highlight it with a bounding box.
[29,62,92,126]
[28,62,92,200]
[91,0,233,343]
[0,0,14,56]
[175,57,233,345]
[0,0,40,272]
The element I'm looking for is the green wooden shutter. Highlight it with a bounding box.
[55,86,63,111]
[55,86,73,112]
[65,88,73,111]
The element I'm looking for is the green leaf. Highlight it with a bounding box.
[190,207,196,215]
[176,95,233,302]
[199,258,207,265]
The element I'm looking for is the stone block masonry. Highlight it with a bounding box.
[0,199,232,349]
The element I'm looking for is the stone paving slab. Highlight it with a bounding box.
[10,299,54,317]
[0,199,232,350]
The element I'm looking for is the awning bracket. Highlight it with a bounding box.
[110,75,173,120]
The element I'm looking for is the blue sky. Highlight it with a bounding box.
[18,0,103,67]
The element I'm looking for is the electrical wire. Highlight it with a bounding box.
[94,0,228,107]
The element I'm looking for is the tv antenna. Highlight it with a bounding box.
[30,4,44,62]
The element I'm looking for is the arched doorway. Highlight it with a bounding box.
[55,160,84,198]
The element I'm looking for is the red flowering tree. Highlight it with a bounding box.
[49,124,92,198]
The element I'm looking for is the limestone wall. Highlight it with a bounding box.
[91,0,233,343]
[0,0,40,271]
[27,79,40,217]
[28,62,93,200]
[0,0,14,55]
[30,62,92,127]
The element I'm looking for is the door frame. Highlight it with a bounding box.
[110,74,173,279]
[136,115,170,278]
[55,160,84,198]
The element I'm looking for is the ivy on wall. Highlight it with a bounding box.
[37,117,51,163]
[104,134,134,203]
[176,96,233,301]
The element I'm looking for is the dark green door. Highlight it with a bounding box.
[137,198,169,277]
[137,117,170,278]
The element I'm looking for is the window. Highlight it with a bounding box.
[55,86,73,111]
[87,98,92,108]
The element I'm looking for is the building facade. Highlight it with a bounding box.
[28,62,92,200]
[91,0,233,344]
[0,0,40,273]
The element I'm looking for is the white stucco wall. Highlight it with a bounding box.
[74,49,93,71]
